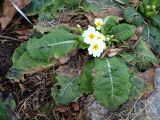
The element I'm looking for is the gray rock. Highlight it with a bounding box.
[86,96,109,120]
[133,68,160,120]
[141,68,160,120]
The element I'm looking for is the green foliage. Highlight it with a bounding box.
[120,39,159,70]
[7,43,56,80]
[141,25,160,55]
[151,15,160,29]
[7,28,78,80]
[129,73,144,99]
[93,57,132,109]
[63,0,81,7]
[26,0,64,16]
[27,29,78,60]
[0,103,7,120]
[109,23,136,41]
[101,16,119,34]
[123,7,144,26]
[79,60,95,93]
[0,95,16,120]
[138,0,160,17]
[51,75,82,105]
[82,0,120,12]
[129,71,155,100]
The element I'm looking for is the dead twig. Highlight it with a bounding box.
[126,94,143,120]
[0,35,23,42]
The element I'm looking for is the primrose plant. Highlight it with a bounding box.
[7,14,160,109]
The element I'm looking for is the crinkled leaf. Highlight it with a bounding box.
[63,0,81,7]
[120,39,159,70]
[0,94,17,120]
[7,43,57,80]
[26,0,63,16]
[141,25,160,55]
[27,29,78,60]
[151,15,160,29]
[130,70,155,100]
[109,23,136,41]
[51,75,82,105]
[79,60,95,93]
[101,16,119,34]
[93,57,132,109]
[130,73,144,99]
[82,0,120,12]
[123,6,144,26]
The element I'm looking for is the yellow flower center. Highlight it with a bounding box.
[96,21,102,27]
[88,33,95,40]
[92,44,99,51]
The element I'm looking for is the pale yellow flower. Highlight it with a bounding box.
[94,18,103,30]
[88,40,106,57]
[82,26,98,44]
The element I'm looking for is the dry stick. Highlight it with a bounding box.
[126,93,143,120]
[0,35,23,42]
[131,104,149,120]
[18,90,39,114]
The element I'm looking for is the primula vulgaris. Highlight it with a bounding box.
[82,26,98,44]
[88,40,106,57]
[96,31,105,41]
[94,18,103,30]
[82,18,107,57]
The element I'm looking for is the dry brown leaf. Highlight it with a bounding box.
[93,7,123,19]
[60,12,93,29]
[13,28,32,40]
[71,102,80,112]
[102,48,122,58]
[59,50,77,64]
[139,69,155,98]
[129,26,143,48]
[0,0,31,29]
[139,69,155,85]
[53,106,70,113]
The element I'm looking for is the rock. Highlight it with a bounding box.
[86,96,109,120]
[134,68,160,120]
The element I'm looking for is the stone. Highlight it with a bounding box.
[133,68,160,120]
[86,96,109,120]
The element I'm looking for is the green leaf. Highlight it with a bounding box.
[120,39,159,70]
[93,57,132,109]
[123,7,144,26]
[151,15,160,29]
[141,25,160,55]
[7,43,57,80]
[63,0,81,7]
[0,95,17,120]
[101,16,119,34]
[135,39,159,69]
[0,103,7,120]
[109,23,136,41]
[52,75,82,105]
[129,73,144,99]
[130,70,155,100]
[26,0,63,16]
[82,0,120,12]
[27,29,78,60]
[79,60,95,93]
